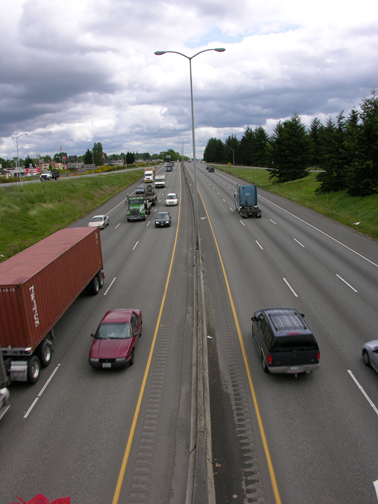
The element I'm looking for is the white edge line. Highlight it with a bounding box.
[240,220,245,226]
[115,223,121,229]
[132,241,139,250]
[256,240,263,250]
[348,370,378,416]
[261,195,378,269]
[104,277,116,296]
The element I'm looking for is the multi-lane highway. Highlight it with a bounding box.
[1,161,377,504]
[190,161,378,504]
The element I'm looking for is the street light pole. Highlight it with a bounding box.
[155,48,225,249]
[13,133,28,183]
[226,145,235,172]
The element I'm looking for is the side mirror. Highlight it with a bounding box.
[251,316,256,321]
[91,333,95,338]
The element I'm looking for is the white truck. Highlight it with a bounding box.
[154,174,166,188]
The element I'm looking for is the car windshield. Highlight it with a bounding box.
[167,195,176,199]
[91,217,103,222]
[157,213,169,218]
[271,335,318,352]
[96,323,131,339]
[131,198,144,204]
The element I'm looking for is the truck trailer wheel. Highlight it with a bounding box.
[97,271,104,289]
[27,356,41,384]
[89,275,100,295]
[37,339,52,367]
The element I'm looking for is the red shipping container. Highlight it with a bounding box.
[0,227,104,352]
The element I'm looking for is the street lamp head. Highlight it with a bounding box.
[214,48,226,52]
[154,51,166,56]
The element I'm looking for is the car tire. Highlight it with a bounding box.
[27,356,41,384]
[37,339,52,367]
[129,349,135,366]
[363,350,371,367]
[262,357,269,373]
[139,323,142,338]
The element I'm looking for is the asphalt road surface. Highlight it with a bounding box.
[1,161,378,504]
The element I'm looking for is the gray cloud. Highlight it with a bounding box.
[0,0,376,159]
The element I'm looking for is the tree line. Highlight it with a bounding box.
[203,90,378,196]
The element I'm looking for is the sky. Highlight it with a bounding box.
[0,0,377,161]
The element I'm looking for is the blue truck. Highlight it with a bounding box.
[234,184,262,218]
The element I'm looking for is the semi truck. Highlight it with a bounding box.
[234,184,262,218]
[126,193,152,221]
[0,227,105,390]
[144,167,155,183]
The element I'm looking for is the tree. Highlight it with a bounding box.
[348,90,378,196]
[126,151,135,165]
[92,142,103,166]
[24,155,35,168]
[317,112,349,193]
[224,135,240,165]
[270,114,311,182]
[83,149,93,165]
[203,138,224,163]
[308,118,323,168]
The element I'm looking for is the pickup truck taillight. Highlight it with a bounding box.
[317,351,320,361]
[268,354,273,365]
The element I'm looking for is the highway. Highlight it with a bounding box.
[1,161,378,504]
[190,161,378,504]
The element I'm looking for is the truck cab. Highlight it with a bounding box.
[234,184,261,218]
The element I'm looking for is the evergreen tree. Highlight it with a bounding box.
[238,127,254,166]
[317,112,348,192]
[252,127,270,167]
[348,90,378,195]
[270,114,311,182]
[308,118,323,168]
[83,149,93,165]
[224,135,239,165]
[92,142,103,166]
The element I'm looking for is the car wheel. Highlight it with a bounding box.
[129,349,135,366]
[363,350,371,367]
[139,323,142,338]
[262,357,269,373]
[37,339,52,367]
[27,356,41,384]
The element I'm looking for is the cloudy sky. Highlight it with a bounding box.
[1,0,377,161]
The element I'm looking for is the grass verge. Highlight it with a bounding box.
[0,170,143,260]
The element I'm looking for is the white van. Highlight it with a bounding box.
[154,175,166,188]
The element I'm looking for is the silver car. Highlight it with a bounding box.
[362,340,378,373]
[88,215,109,229]
[165,193,178,206]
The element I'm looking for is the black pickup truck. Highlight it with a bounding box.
[252,308,320,375]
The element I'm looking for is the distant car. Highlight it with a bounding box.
[88,215,109,229]
[362,340,378,373]
[208,167,214,172]
[165,193,178,206]
[166,165,172,172]
[206,166,210,170]
[135,186,145,195]
[89,309,142,368]
[155,211,171,227]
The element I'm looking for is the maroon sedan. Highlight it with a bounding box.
[89,309,142,368]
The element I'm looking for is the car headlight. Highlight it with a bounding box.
[116,357,126,362]
[90,358,99,363]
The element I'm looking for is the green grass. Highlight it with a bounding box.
[215,165,378,240]
[0,171,144,260]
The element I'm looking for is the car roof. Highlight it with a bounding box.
[257,308,310,333]
[167,193,177,197]
[101,309,136,324]
[91,215,105,219]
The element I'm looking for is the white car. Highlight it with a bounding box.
[88,215,109,229]
[165,193,178,206]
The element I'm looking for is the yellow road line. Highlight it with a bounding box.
[197,187,282,504]
[112,171,182,504]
